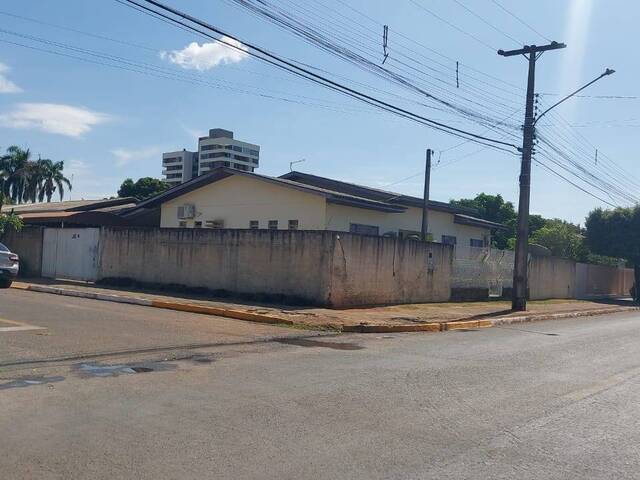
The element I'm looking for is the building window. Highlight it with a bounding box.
[194,221,202,228]
[178,221,187,228]
[470,238,484,248]
[349,223,379,236]
[249,220,259,229]
[268,220,278,230]
[441,235,457,245]
[288,219,299,230]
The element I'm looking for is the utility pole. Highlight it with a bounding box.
[421,148,432,241]
[498,42,566,311]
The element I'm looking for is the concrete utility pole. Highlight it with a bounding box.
[421,148,432,241]
[498,42,566,311]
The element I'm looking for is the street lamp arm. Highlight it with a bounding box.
[533,68,615,125]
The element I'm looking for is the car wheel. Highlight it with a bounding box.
[0,279,12,289]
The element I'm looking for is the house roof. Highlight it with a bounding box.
[129,168,406,213]
[279,171,477,215]
[1,197,137,215]
[127,167,506,231]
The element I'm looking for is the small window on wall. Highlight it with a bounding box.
[470,238,484,248]
[441,235,457,245]
[349,223,379,236]
[249,220,259,229]
[268,220,278,230]
[178,221,187,228]
[288,219,299,230]
[194,221,202,228]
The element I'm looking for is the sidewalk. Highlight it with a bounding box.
[11,278,639,332]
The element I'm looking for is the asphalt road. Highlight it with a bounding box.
[2,289,640,479]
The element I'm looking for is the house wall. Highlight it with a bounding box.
[99,228,334,304]
[160,175,327,230]
[97,228,452,307]
[328,234,453,307]
[1,226,44,277]
[528,255,576,300]
[325,203,490,246]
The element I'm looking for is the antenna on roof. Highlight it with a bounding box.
[290,158,306,172]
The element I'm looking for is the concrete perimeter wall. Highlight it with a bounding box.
[1,226,44,277]
[97,228,452,307]
[328,234,452,307]
[575,262,633,298]
[529,255,576,300]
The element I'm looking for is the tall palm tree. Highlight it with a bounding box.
[38,158,72,202]
[1,146,31,203]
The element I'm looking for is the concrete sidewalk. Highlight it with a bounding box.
[11,278,638,333]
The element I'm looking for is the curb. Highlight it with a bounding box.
[11,283,638,334]
[12,283,293,327]
[489,306,640,326]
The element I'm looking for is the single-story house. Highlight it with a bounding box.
[125,167,506,247]
[1,197,140,227]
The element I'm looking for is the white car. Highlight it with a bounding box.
[0,242,19,288]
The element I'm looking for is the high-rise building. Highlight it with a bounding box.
[198,128,260,175]
[162,128,260,186]
[161,149,198,187]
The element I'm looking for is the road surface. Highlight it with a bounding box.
[1,288,640,479]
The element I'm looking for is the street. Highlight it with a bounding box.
[2,289,640,479]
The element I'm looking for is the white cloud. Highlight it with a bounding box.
[160,37,249,71]
[0,103,110,137]
[0,62,21,93]
[111,146,163,167]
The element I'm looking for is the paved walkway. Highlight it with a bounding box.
[13,278,637,330]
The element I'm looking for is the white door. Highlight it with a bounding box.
[41,228,100,281]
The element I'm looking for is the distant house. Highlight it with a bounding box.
[1,197,141,227]
[126,167,505,247]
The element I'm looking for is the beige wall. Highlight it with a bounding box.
[325,203,489,247]
[97,228,452,307]
[1,226,44,277]
[160,175,327,230]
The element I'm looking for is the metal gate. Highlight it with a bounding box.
[41,228,100,281]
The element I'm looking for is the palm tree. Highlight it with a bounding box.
[0,146,31,203]
[38,158,72,202]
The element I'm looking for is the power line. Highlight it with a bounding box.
[115,0,521,151]
[406,0,497,51]
[489,0,552,43]
[450,0,522,46]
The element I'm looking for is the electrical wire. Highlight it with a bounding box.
[114,0,521,151]
[450,0,522,46]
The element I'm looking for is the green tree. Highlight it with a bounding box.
[0,212,22,235]
[37,158,72,202]
[450,193,517,249]
[118,177,170,200]
[0,146,71,204]
[530,219,588,261]
[585,206,640,302]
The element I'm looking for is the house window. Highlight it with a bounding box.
[288,219,299,230]
[249,220,259,229]
[268,220,278,230]
[205,220,224,229]
[178,221,187,228]
[441,235,457,245]
[349,223,379,236]
[194,221,202,228]
[470,238,484,248]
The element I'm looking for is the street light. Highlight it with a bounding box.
[534,68,616,126]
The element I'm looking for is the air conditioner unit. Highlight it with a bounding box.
[177,204,196,219]
[205,219,224,229]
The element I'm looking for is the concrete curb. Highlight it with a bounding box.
[489,306,640,326]
[11,283,638,333]
[12,283,292,327]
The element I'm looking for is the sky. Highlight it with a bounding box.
[0,0,637,224]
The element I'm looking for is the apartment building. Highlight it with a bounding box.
[162,128,260,185]
[161,150,198,187]
[198,128,260,175]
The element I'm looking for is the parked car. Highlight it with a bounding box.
[0,242,19,288]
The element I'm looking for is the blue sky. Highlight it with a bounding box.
[0,0,637,224]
